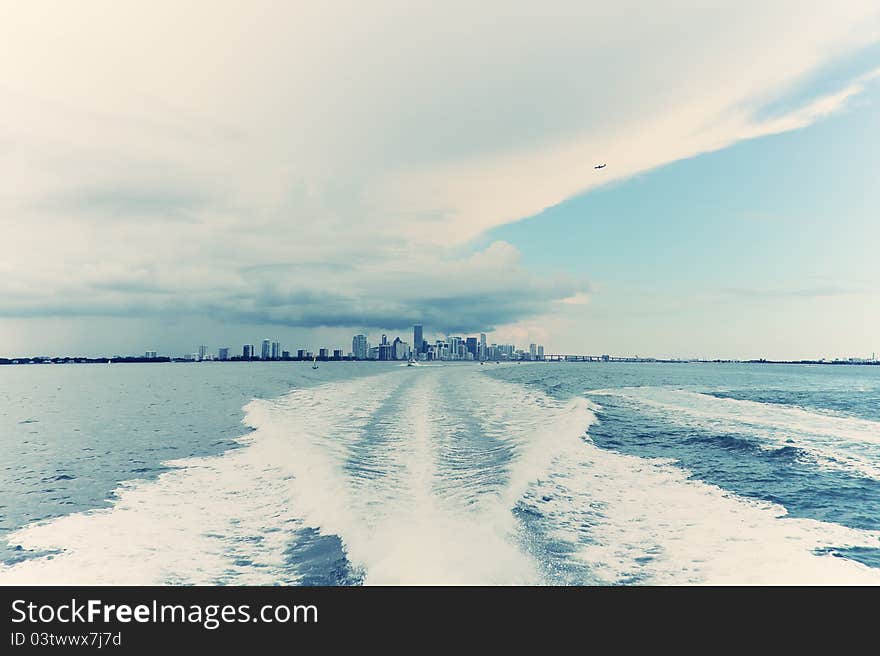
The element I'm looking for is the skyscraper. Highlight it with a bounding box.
[392,337,410,360]
[271,341,280,360]
[480,333,487,361]
[466,337,477,360]
[243,344,254,359]
[218,347,229,361]
[378,343,393,360]
[198,345,208,361]
[529,343,537,360]
[352,334,368,360]
[537,345,544,360]
[261,339,271,360]
[447,336,462,360]
[413,324,423,355]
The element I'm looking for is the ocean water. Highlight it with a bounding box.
[1,361,878,585]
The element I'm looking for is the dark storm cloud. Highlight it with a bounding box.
[0,241,588,334]
[207,286,578,334]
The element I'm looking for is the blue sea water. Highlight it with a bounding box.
[1,361,878,584]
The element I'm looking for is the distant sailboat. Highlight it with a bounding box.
[312,355,319,370]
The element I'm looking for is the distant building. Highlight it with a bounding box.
[537,345,544,360]
[352,334,368,360]
[281,350,290,359]
[332,349,343,359]
[466,337,478,360]
[145,350,158,359]
[413,324,423,355]
[297,349,307,359]
[435,340,449,360]
[319,348,329,359]
[378,343,393,360]
[529,343,537,360]
[218,347,229,361]
[271,341,280,360]
[392,337,410,360]
[261,339,271,360]
[198,345,208,361]
[447,336,462,361]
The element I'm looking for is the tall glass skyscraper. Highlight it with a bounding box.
[413,324,423,354]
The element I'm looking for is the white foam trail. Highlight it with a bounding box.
[526,433,880,584]
[335,373,540,584]
[588,387,880,480]
[0,373,403,585]
[0,367,581,585]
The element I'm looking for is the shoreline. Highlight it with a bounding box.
[1,358,878,367]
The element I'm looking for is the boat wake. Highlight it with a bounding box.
[2,369,879,585]
[587,386,880,481]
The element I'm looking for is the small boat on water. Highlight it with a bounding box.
[312,355,319,370]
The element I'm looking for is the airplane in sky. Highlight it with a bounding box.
[594,163,606,169]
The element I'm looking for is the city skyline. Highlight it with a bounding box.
[1,317,875,364]
[4,318,877,365]
[1,321,556,362]
[147,324,547,363]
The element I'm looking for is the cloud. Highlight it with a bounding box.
[560,293,591,306]
[200,240,583,333]
[1,2,878,344]
[720,286,866,299]
[0,238,586,335]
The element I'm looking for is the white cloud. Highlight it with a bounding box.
[560,293,591,306]
[1,1,878,349]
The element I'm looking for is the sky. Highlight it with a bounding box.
[1,1,878,359]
